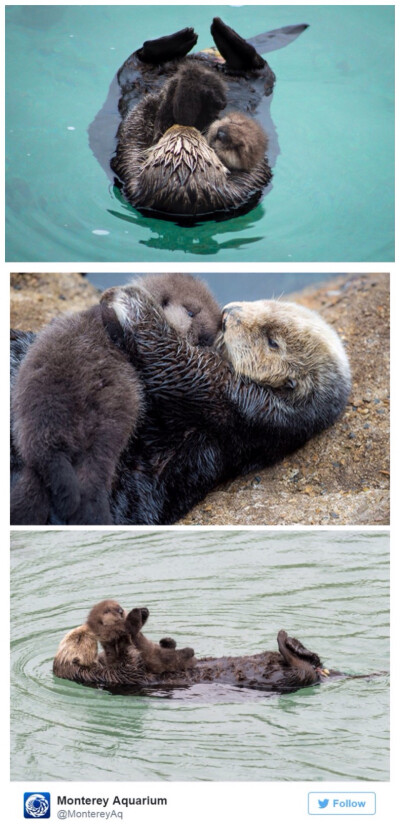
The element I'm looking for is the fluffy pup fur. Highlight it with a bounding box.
[11,274,221,525]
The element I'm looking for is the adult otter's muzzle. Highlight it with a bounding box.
[120,123,270,219]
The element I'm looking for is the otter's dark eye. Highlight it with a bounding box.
[184,306,197,318]
[161,296,169,308]
[117,607,123,616]
[216,128,228,143]
[267,336,279,350]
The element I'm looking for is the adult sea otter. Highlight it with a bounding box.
[89,18,309,221]
[53,601,328,694]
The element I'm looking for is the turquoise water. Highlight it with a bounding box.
[5,5,394,262]
[11,529,389,781]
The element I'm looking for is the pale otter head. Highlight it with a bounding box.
[220,300,351,403]
[54,624,98,669]
[206,112,268,171]
[86,600,126,645]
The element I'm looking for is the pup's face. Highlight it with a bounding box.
[100,280,221,347]
[206,113,267,171]
[87,600,126,641]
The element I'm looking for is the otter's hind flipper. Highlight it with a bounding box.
[277,630,321,670]
[211,17,266,71]
[284,634,321,668]
[137,27,198,64]
[247,24,309,55]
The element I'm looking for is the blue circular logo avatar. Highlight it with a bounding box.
[24,793,51,819]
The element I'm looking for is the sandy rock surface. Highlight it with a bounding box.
[10,272,389,526]
[10,273,100,331]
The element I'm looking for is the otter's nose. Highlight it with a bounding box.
[222,304,243,331]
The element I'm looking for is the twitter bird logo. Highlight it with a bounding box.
[318,799,329,809]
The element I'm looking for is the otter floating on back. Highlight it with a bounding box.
[90,18,309,222]
[53,600,329,694]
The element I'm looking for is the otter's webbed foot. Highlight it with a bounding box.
[137,27,198,64]
[159,637,177,649]
[277,630,322,670]
[284,634,321,668]
[211,17,266,71]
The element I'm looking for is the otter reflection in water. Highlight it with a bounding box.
[90,17,309,221]
[53,600,329,694]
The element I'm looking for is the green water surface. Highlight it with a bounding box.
[5,5,394,262]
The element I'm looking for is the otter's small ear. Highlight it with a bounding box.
[284,378,297,390]
[100,288,124,347]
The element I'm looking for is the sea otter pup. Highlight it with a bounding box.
[125,607,195,674]
[54,603,328,694]
[10,274,221,525]
[207,112,268,172]
[53,600,195,685]
[98,288,351,524]
[104,18,309,219]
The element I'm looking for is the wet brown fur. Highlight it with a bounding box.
[111,62,271,215]
[54,602,325,693]
[53,601,145,686]
[53,600,195,685]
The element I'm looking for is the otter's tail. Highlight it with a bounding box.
[10,467,50,525]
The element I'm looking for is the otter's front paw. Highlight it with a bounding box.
[101,286,154,329]
[126,607,149,636]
